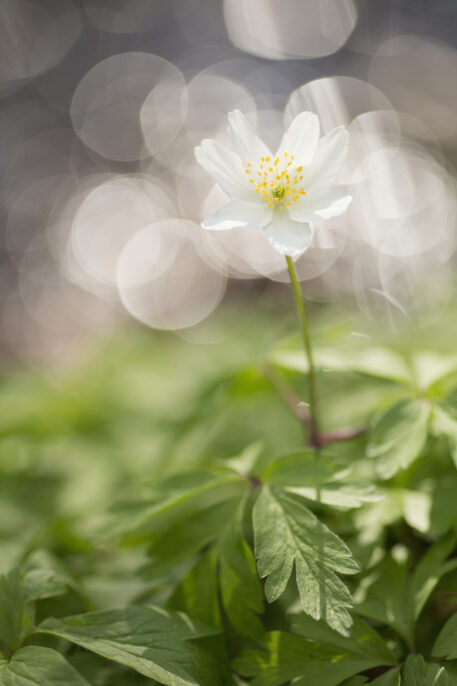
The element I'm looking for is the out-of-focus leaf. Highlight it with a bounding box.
[402,654,454,685]
[102,470,248,543]
[0,553,73,652]
[262,451,380,509]
[369,668,401,685]
[432,612,457,659]
[414,352,457,394]
[367,399,430,479]
[290,613,397,664]
[233,631,383,686]
[253,487,358,635]
[168,548,221,628]
[38,606,223,686]
[0,646,91,685]
[22,549,73,600]
[145,497,241,576]
[355,555,409,642]
[340,678,368,686]
[408,533,457,622]
[434,388,457,469]
[219,506,264,641]
[272,345,413,386]
[0,569,34,653]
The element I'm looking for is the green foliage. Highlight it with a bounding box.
[253,486,358,635]
[367,399,430,479]
[0,646,91,685]
[1,310,457,684]
[38,606,223,686]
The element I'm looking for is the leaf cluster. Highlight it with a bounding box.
[1,311,457,684]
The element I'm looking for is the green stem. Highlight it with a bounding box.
[285,256,320,447]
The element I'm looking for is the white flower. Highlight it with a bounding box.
[194,110,352,258]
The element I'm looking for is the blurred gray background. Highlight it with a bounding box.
[1,0,456,361]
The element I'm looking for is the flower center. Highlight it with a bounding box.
[245,152,306,210]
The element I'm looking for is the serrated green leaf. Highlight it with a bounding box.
[290,613,397,664]
[219,508,264,641]
[262,451,380,509]
[168,548,221,628]
[233,631,382,686]
[367,399,430,479]
[0,646,91,685]
[253,487,358,635]
[432,612,457,659]
[38,605,223,686]
[402,654,453,686]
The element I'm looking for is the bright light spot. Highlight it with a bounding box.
[71,52,187,162]
[223,0,357,59]
[117,220,227,330]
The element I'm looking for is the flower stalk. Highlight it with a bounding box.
[285,256,320,448]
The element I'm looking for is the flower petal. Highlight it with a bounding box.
[275,112,320,168]
[195,138,252,200]
[264,214,313,257]
[302,126,349,190]
[288,188,352,223]
[202,199,272,231]
[227,110,271,165]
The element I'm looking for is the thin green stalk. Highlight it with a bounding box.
[285,256,320,447]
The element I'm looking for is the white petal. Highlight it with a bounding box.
[275,112,320,168]
[302,126,349,190]
[195,139,252,200]
[202,199,272,231]
[288,189,352,223]
[227,110,271,165]
[264,214,313,257]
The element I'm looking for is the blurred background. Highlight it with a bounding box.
[1,0,457,363]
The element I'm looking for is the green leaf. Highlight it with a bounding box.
[103,470,247,543]
[355,555,409,641]
[414,352,457,393]
[168,548,222,628]
[408,533,457,623]
[369,668,401,685]
[38,605,222,686]
[21,549,73,600]
[0,569,34,653]
[290,613,397,664]
[233,631,382,686]
[367,399,430,479]
[145,497,242,576]
[432,612,457,659]
[273,345,413,386]
[402,654,454,686]
[262,451,380,509]
[434,388,457,469]
[253,487,358,635]
[0,553,73,653]
[219,507,264,641]
[0,646,91,685]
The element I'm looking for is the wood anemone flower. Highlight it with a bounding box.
[195,109,352,257]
